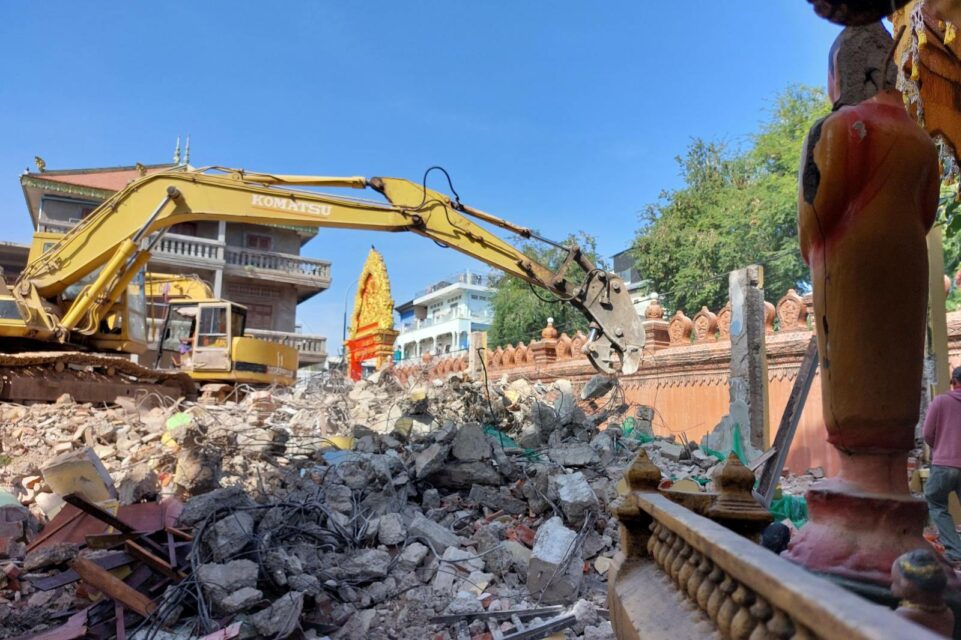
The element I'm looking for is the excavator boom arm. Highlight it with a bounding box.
[16,166,644,374]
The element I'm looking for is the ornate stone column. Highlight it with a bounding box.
[642,297,671,349]
[783,25,940,584]
[530,317,558,366]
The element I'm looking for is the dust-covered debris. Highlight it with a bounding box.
[0,368,809,639]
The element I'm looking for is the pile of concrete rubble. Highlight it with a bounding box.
[0,370,808,640]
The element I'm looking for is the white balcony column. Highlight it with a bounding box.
[213,221,226,297]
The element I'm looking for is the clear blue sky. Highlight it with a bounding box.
[0,3,839,346]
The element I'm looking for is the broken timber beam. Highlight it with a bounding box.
[70,556,157,618]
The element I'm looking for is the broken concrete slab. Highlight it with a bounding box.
[428,461,503,489]
[250,590,304,638]
[397,541,430,570]
[527,516,582,604]
[179,486,255,527]
[207,511,254,562]
[532,401,560,434]
[376,513,407,546]
[554,391,576,425]
[409,514,462,553]
[23,542,78,572]
[220,586,263,614]
[341,549,391,582]
[174,445,223,497]
[691,449,715,469]
[655,442,685,462]
[581,374,616,400]
[548,443,600,467]
[468,484,528,515]
[451,423,492,462]
[41,447,117,504]
[414,443,450,479]
[197,559,260,610]
[550,472,599,526]
[334,609,377,639]
[432,547,485,594]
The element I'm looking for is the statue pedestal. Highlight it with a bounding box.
[345,328,399,381]
[784,453,927,585]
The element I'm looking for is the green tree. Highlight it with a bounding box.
[938,181,961,310]
[488,232,608,347]
[631,85,831,313]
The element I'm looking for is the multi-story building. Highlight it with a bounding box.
[19,161,330,365]
[394,270,494,361]
[612,248,657,316]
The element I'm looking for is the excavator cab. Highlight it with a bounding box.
[156,300,297,387]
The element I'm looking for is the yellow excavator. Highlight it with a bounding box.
[0,165,644,403]
[30,230,300,392]
[143,273,299,388]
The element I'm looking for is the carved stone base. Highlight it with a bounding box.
[784,478,927,585]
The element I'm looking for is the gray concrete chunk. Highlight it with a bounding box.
[527,516,582,604]
[409,513,461,553]
[451,423,492,462]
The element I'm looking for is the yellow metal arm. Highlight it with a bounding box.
[17,166,644,373]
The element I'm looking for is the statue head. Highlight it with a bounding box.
[891,549,948,604]
[827,23,897,107]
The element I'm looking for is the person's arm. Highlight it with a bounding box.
[923,397,941,448]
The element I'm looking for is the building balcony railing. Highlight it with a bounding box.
[224,247,331,284]
[413,269,489,300]
[399,311,493,333]
[38,217,331,290]
[156,234,225,265]
[37,218,75,234]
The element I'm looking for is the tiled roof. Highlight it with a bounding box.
[24,164,176,193]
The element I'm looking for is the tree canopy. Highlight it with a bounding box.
[488,232,607,347]
[631,85,831,313]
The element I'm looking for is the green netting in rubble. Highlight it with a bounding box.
[769,494,808,528]
[701,422,749,466]
[483,425,540,461]
[621,417,654,444]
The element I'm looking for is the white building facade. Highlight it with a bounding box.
[394,271,494,362]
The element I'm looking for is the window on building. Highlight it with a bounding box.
[617,268,633,284]
[170,222,198,236]
[245,233,273,251]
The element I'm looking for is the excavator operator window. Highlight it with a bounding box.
[197,306,228,348]
[230,306,246,339]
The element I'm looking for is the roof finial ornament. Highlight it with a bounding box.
[135,162,146,176]
[184,134,190,166]
[34,156,46,173]
[173,136,181,165]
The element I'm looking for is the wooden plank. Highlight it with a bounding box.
[754,335,818,507]
[61,494,134,533]
[32,551,133,591]
[62,494,169,558]
[114,601,125,640]
[70,556,156,618]
[124,540,186,580]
